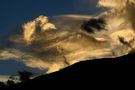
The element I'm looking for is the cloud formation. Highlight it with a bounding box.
[1,0,135,74]
[23,15,56,45]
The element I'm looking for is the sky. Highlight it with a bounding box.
[0,0,103,76]
[0,0,101,35]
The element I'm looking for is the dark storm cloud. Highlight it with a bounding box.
[81,17,106,33]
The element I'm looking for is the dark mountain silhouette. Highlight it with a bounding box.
[1,53,134,89]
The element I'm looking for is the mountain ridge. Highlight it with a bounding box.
[1,53,134,89]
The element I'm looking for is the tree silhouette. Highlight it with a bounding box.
[18,71,34,82]
[6,80,15,86]
[0,81,5,87]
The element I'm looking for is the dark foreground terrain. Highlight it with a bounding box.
[0,53,134,89]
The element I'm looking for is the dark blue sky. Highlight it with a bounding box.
[0,60,45,75]
[0,0,101,34]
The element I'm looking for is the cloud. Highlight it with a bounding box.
[0,49,24,60]
[22,15,56,45]
[1,0,135,74]
[23,21,36,45]
[0,14,113,73]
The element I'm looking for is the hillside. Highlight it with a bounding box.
[1,53,134,89]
